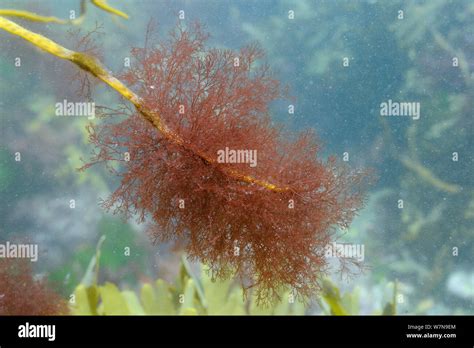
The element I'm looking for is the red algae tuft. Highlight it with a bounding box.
[83,22,371,304]
[0,259,69,315]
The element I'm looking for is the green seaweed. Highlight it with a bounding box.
[70,238,396,315]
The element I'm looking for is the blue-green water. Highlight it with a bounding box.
[0,0,472,315]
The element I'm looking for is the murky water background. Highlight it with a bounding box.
[0,0,472,314]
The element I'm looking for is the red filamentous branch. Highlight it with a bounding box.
[83,22,371,305]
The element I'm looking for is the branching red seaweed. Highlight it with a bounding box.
[83,22,371,305]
